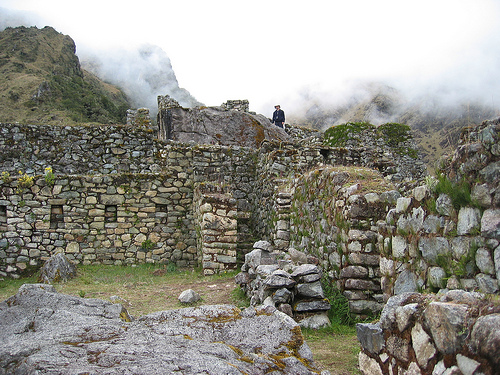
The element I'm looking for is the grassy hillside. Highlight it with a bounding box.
[0,26,130,125]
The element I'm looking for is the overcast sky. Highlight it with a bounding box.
[1,0,499,117]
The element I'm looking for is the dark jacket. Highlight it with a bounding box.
[272,109,285,124]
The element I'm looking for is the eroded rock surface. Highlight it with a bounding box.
[0,284,319,374]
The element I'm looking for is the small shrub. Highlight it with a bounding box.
[44,166,55,186]
[433,173,472,209]
[1,171,11,183]
[321,275,354,326]
[17,171,34,190]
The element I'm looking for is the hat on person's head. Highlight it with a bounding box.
[275,105,280,108]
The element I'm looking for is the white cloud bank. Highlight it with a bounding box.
[1,0,499,118]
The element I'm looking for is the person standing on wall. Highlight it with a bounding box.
[272,105,285,128]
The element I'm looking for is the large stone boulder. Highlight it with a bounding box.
[38,252,77,283]
[159,105,290,147]
[0,284,320,375]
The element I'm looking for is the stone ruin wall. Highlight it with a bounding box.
[1,117,498,314]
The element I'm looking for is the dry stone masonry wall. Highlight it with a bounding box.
[356,290,500,375]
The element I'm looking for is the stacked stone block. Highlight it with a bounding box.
[220,99,249,112]
[236,241,330,328]
[194,184,238,275]
[126,108,152,128]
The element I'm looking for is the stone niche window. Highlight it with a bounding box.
[50,205,64,229]
[105,205,118,222]
[155,204,168,224]
[0,205,7,226]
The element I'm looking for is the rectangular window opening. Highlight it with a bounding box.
[155,204,168,224]
[50,205,64,229]
[0,205,7,225]
[105,205,117,222]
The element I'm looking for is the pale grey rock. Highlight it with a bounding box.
[457,207,481,235]
[263,272,296,289]
[356,322,385,354]
[439,289,483,305]
[450,236,472,260]
[481,208,500,239]
[364,193,380,204]
[178,289,201,304]
[442,366,461,375]
[456,354,480,375]
[392,235,407,259]
[394,269,418,295]
[475,247,495,274]
[427,267,447,289]
[244,249,276,271]
[358,351,383,375]
[395,303,418,332]
[298,312,330,329]
[470,313,500,366]
[435,194,455,216]
[433,360,446,375]
[296,281,324,299]
[396,197,412,213]
[165,106,290,147]
[0,284,319,375]
[413,185,429,201]
[424,302,469,354]
[404,362,422,375]
[419,237,450,265]
[471,183,492,208]
[273,288,293,304]
[411,322,436,368]
[380,257,395,276]
[423,215,442,234]
[263,296,275,306]
[288,247,308,264]
[253,240,273,252]
[348,300,383,315]
[475,273,499,293]
[379,293,422,330]
[479,161,500,184]
[409,207,425,233]
[460,278,479,291]
[38,252,76,284]
[290,263,320,277]
[340,265,368,279]
[495,245,500,286]
[256,264,279,278]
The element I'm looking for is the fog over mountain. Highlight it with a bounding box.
[79,44,202,116]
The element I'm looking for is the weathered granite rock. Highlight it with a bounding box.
[0,284,320,375]
[394,269,418,295]
[457,207,481,236]
[424,302,469,355]
[435,194,455,217]
[411,322,436,368]
[470,313,500,366]
[481,209,500,239]
[159,105,290,147]
[178,289,201,303]
[356,322,385,354]
[38,252,76,284]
